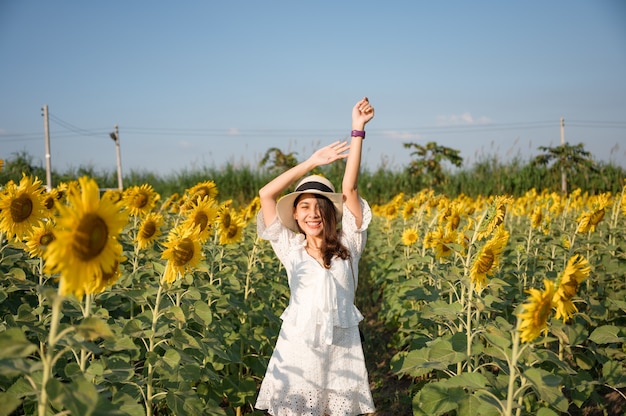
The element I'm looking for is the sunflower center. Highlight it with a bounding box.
[226,225,238,238]
[40,232,55,246]
[10,194,33,223]
[222,213,231,228]
[173,238,195,266]
[44,196,55,210]
[194,212,209,231]
[477,250,495,273]
[140,221,156,239]
[533,298,552,325]
[133,193,149,208]
[73,214,109,261]
[449,215,460,230]
[590,209,605,226]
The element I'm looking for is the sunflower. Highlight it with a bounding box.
[476,195,512,240]
[401,228,419,246]
[0,158,3,172]
[517,279,556,343]
[181,196,219,243]
[445,202,464,232]
[576,193,611,233]
[424,226,457,259]
[136,213,165,250]
[401,198,419,220]
[187,180,218,201]
[621,185,626,217]
[102,189,123,204]
[161,225,203,284]
[552,254,591,322]
[0,174,46,241]
[90,259,124,294]
[43,176,129,298]
[122,184,160,217]
[51,182,69,206]
[24,221,56,258]
[470,225,509,291]
[219,210,246,245]
[243,196,262,223]
[381,202,399,220]
[41,188,61,216]
[530,207,543,229]
[159,192,181,214]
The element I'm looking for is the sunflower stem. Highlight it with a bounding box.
[79,293,92,372]
[38,290,63,416]
[146,283,164,416]
[505,323,521,416]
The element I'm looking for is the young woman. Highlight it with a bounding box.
[255,97,376,415]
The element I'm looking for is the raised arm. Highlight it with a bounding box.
[342,97,375,228]
[259,141,350,227]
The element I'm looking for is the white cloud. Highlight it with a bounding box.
[383,130,422,141]
[178,140,194,150]
[436,112,493,126]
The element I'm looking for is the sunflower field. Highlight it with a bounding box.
[0,172,625,416]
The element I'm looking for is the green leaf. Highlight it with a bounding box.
[413,382,463,415]
[589,325,624,344]
[162,348,181,370]
[443,372,488,390]
[457,392,501,416]
[193,300,213,326]
[164,305,186,323]
[537,408,560,416]
[62,376,99,416]
[602,360,626,387]
[165,389,206,415]
[483,325,511,349]
[0,328,37,359]
[101,354,135,383]
[0,392,22,416]
[8,267,26,280]
[523,368,568,411]
[76,317,115,341]
[46,378,65,409]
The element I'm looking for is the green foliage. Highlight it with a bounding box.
[403,141,463,190]
[1,150,624,202]
[361,189,626,415]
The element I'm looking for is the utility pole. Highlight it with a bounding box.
[42,105,52,191]
[560,117,567,195]
[109,125,123,191]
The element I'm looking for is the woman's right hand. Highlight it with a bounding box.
[309,141,350,167]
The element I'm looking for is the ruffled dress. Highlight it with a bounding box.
[254,198,376,416]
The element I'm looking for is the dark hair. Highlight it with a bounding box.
[295,194,349,268]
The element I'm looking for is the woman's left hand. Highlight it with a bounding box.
[352,97,375,129]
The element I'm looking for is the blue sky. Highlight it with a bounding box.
[1,1,625,178]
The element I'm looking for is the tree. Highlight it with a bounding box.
[532,142,597,194]
[403,141,463,190]
[258,148,299,174]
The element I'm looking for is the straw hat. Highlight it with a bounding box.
[276,175,343,233]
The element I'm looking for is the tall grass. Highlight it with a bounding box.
[1,151,624,205]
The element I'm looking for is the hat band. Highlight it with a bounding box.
[295,181,334,193]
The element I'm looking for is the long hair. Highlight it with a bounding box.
[295,194,349,268]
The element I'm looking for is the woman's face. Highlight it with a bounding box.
[293,193,325,237]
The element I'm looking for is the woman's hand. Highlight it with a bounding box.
[309,141,350,167]
[352,97,375,130]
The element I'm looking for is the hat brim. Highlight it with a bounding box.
[276,190,343,233]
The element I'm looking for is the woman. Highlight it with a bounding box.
[255,97,376,415]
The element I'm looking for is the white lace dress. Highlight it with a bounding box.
[255,197,376,416]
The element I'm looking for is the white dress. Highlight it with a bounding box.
[255,198,376,416]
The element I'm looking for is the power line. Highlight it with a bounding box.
[1,119,625,143]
